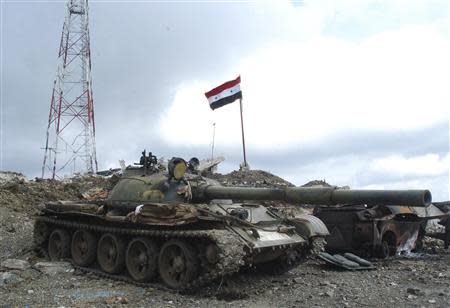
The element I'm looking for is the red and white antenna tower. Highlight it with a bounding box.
[42,0,98,179]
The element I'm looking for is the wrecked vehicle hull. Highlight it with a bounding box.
[313,205,424,258]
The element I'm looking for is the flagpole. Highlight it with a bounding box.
[239,97,248,168]
[211,122,216,160]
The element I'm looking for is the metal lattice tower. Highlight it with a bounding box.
[42,0,98,179]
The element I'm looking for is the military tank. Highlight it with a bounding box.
[34,154,432,290]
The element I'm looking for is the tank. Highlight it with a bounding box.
[33,155,432,290]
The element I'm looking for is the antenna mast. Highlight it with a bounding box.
[42,0,98,179]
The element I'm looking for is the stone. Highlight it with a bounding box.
[27,289,34,294]
[20,268,41,280]
[407,288,425,296]
[321,290,334,297]
[1,272,23,285]
[293,277,303,284]
[325,290,335,297]
[34,261,74,275]
[105,296,128,305]
[1,259,30,271]
[6,224,16,233]
[428,299,436,304]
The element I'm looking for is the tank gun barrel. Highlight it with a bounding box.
[199,186,431,207]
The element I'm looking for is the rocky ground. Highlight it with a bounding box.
[0,171,449,307]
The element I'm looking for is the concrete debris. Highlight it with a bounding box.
[34,262,74,275]
[81,187,108,200]
[1,259,30,271]
[0,172,28,189]
[209,170,294,188]
[0,174,115,217]
[301,180,332,188]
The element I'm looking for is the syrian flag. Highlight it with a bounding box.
[205,76,242,110]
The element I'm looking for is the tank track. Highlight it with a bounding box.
[34,216,246,292]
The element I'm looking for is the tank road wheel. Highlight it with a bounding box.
[48,229,71,261]
[158,239,199,289]
[71,230,97,266]
[97,233,126,274]
[126,238,158,282]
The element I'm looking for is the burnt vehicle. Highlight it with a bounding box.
[314,204,434,258]
[34,154,431,289]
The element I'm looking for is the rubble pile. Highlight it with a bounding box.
[0,172,28,188]
[0,172,115,215]
[210,170,294,188]
[0,172,115,260]
[301,179,333,187]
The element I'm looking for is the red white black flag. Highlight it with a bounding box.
[205,76,242,110]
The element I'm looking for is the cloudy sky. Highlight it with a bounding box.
[1,0,449,200]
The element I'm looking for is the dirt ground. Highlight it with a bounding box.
[0,171,449,307]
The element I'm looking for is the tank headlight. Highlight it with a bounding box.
[173,162,186,180]
[168,157,187,180]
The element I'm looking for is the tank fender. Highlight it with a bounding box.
[289,214,330,239]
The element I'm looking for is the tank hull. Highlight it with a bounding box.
[34,200,326,290]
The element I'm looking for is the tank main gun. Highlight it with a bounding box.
[192,185,432,207]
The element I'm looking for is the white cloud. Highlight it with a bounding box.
[368,153,449,177]
[159,24,449,148]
